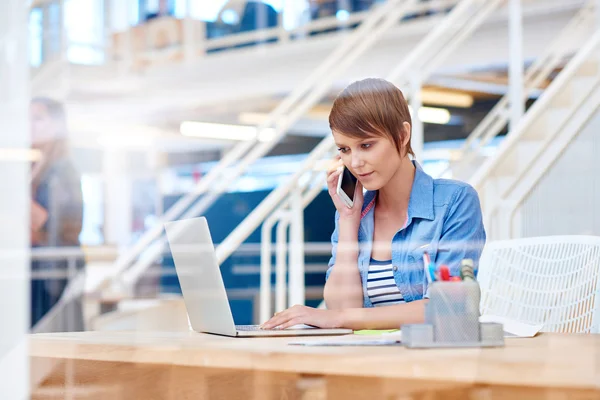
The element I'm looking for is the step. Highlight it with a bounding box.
[525,107,570,140]
[515,139,544,171]
[486,139,541,181]
[479,176,513,212]
[569,75,598,100]
[576,59,599,77]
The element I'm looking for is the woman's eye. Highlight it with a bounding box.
[361,143,372,149]
[337,148,348,153]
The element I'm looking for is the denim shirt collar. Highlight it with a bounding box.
[408,160,435,222]
[360,160,435,225]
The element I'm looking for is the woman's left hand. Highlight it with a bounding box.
[260,305,343,330]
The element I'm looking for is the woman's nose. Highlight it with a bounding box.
[351,154,364,169]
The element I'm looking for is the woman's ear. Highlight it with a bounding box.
[402,121,411,148]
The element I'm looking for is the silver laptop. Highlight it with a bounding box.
[164,217,352,337]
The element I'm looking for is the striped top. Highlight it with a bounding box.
[366,259,405,307]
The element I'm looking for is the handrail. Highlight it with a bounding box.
[30,247,85,260]
[110,0,440,291]
[470,29,600,190]
[440,0,595,180]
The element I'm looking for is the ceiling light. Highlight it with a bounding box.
[408,106,451,125]
[421,89,474,108]
[97,135,154,148]
[336,10,350,21]
[0,148,42,162]
[418,106,451,124]
[180,121,276,142]
[238,112,269,125]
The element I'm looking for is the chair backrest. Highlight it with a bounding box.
[478,236,600,334]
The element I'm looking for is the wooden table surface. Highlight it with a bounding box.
[30,331,600,399]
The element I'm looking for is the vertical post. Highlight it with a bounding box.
[197,20,206,57]
[278,0,289,43]
[275,215,290,313]
[121,0,134,74]
[103,150,133,248]
[183,0,194,62]
[256,0,268,48]
[59,0,69,100]
[509,0,524,131]
[0,0,30,397]
[103,0,112,63]
[41,4,51,64]
[337,0,351,30]
[409,72,424,163]
[288,189,305,308]
[597,0,600,31]
[260,216,275,324]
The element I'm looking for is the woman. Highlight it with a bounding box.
[30,97,85,331]
[261,78,486,330]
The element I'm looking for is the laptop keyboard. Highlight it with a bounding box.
[236,325,262,331]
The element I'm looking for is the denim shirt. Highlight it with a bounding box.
[326,161,486,308]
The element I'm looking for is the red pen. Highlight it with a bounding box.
[439,265,450,281]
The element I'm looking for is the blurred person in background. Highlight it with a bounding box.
[144,0,173,21]
[30,97,85,332]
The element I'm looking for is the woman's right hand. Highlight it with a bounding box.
[326,157,364,221]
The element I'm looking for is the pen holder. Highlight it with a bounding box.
[403,281,504,348]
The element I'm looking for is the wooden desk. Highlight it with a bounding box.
[30,331,600,399]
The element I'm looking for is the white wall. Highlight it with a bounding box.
[0,0,30,398]
[520,111,600,237]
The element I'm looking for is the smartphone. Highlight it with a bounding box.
[336,167,358,208]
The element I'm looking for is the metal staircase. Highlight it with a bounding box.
[446,0,596,181]
[471,30,600,240]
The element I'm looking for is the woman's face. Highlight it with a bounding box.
[30,103,60,146]
[333,130,404,191]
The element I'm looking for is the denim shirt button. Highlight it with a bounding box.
[392,266,398,272]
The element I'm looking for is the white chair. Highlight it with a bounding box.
[478,235,600,334]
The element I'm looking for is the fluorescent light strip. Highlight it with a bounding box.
[409,106,451,125]
[421,89,474,108]
[242,105,452,128]
[0,148,42,162]
[180,121,276,142]
[96,135,154,148]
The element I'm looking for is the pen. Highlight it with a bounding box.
[422,251,431,266]
[427,262,437,283]
[422,251,433,283]
[439,264,450,281]
[460,259,476,282]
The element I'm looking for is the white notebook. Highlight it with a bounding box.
[479,315,544,338]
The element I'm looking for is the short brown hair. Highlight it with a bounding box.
[329,78,414,157]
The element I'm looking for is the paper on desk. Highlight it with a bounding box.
[290,330,401,346]
[479,315,543,338]
[289,339,402,346]
[353,329,400,335]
